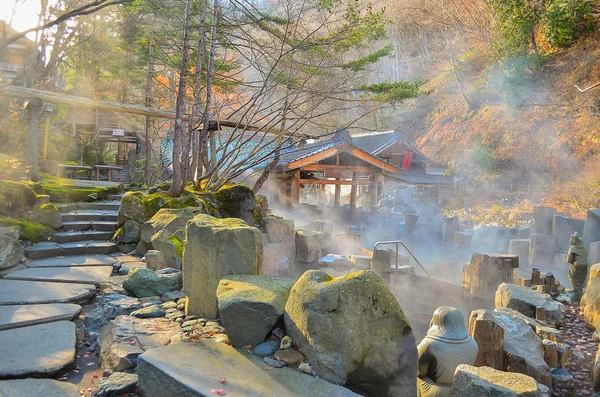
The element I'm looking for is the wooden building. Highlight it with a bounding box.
[268,130,453,211]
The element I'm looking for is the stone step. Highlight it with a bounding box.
[0,321,77,378]
[62,210,118,222]
[106,194,124,201]
[138,339,361,397]
[27,254,117,268]
[5,266,114,286]
[0,279,95,306]
[52,230,114,243]
[62,220,118,231]
[0,379,80,397]
[0,303,81,331]
[76,201,121,211]
[25,241,118,259]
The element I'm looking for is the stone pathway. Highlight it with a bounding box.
[0,196,144,396]
[553,301,596,397]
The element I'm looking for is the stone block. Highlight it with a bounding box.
[553,215,585,251]
[529,234,556,266]
[442,217,460,241]
[468,310,504,370]
[454,231,472,248]
[462,253,518,300]
[513,268,532,287]
[584,210,600,248]
[349,254,371,270]
[449,365,542,397]
[471,226,502,252]
[509,239,531,266]
[534,206,556,235]
[183,215,262,318]
[495,283,563,327]
[591,241,600,265]
[145,250,167,271]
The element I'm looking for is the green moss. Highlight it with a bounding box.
[0,180,38,215]
[0,216,52,242]
[168,235,184,257]
[212,184,255,217]
[39,203,58,212]
[37,176,120,203]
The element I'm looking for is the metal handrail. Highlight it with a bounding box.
[372,240,430,278]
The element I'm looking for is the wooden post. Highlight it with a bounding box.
[26,97,43,182]
[291,169,301,206]
[334,180,341,206]
[350,172,358,211]
[371,173,380,213]
[279,179,286,206]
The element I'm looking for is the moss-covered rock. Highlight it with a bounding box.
[0,216,53,242]
[118,192,147,227]
[284,270,417,397]
[34,203,63,229]
[212,184,256,225]
[38,176,117,203]
[113,219,142,245]
[123,267,182,298]
[0,180,38,215]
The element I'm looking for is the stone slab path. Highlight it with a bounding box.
[27,254,117,268]
[5,266,114,286]
[0,321,76,378]
[0,378,81,397]
[0,303,81,331]
[138,339,361,397]
[0,280,94,305]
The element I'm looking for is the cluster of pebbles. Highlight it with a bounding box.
[553,302,597,397]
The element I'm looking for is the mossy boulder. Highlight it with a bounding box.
[284,270,417,397]
[118,192,148,227]
[113,220,142,245]
[34,203,63,229]
[123,267,182,298]
[183,214,263,318]
[141,207,208,243]
[0,216,52,243]
[38,176,116,203]
[0,180,38,215]
[212,185,256,225]
[150,230,181,270]
[217,275,294,347]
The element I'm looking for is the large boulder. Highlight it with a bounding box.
[442,217,460,241]
[468,310,551,387]
[217,275,294,347]
[533,206,556,236]
[123,267,182,298]
[140,207,206,244]
[584,210,600,248]
[149,230,181,270]
[296,229,337,263]
[284,270,417,397]
[591,242,600,266]
[113,220,142,245]
[509,239,531,266]
[183,215,262,318]
[495,283,564,327]
[582,277,600,327]
[118,192,148,227]
[449,364,542,397]
[0,226,25,271]
[212,185,256,225]
[84,294,141,336]
[462,253,519,300]
[98,315,181,372]
[529,234,556,266]
[470,225,503,252]
[34,204,62,229]
[262,216,296,260]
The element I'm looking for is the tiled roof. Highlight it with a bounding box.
[276,133,350,167]
[351,130,428,163]
[388,169,454,186]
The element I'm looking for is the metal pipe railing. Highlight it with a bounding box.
[372,240,430,278]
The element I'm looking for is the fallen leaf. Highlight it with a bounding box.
[82,353,90,359]
[92,372,99,378]
[219,378,226,384]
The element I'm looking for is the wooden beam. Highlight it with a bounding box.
[349,146,398,173]
[301,164,372,173]
[0,85,313,138]
[334,179,341,206]
[300,179,369,186]
[284,147,340,171]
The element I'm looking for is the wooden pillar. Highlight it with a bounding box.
[370,173,380,213]
[291,169,300,206]
[26,97,43,182]
[350,172,358,211]
[334,180,341,206]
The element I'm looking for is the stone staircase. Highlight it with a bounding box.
[0,193,144,395]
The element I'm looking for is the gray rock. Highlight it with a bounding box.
[117,192,147,227]
[161,290,186,302]
[264,356,286,368]
[449,364,542,397]
[252,340,280,356]
[145,250,167,271]
[113,220,142,245]
[98,315,181,372]
[583,210,600,247]
[0,321,76,378]
[123,267,182,298]
[217,275,294,347]
[0,231,25,270]
[150,229,181,270]
[0,379,80,397]
[296,229,335,263]
[534,206,556,236]
[84,294,141,335]
[551,368,574,388]
[35,204,63,229]
[462,253,519,300]
[495,283,563,327]
[529,234,556,266]
[101,275,127,295]
[183,215,262,318]
[471,225,503,252]
[137,339,361,397]
[131,306,166,318]
[92,372,138,397]
[212,184,256,225]
[284,270,417,397]
[553,215,584,251]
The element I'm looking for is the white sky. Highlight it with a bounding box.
[0,0,57,38]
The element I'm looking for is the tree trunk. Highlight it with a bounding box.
[168,0,193,197]
[190,0,208,181]
[144,25,155,184]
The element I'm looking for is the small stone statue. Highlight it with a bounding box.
[567,231,588,299]
[417,306,478,397]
